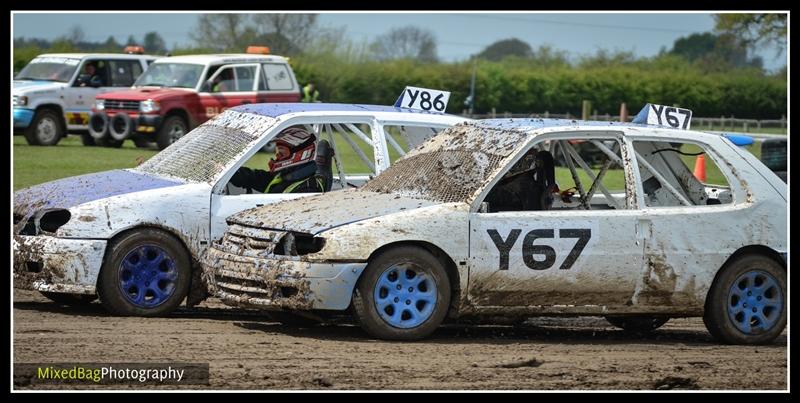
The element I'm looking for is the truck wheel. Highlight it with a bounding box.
[40,291,97,305]
[81,133,97,146]
[24,109,63,146]
[704,254,786,345]
[351,246,450,340]
[131,134,153,149]
[156,116,188,150]
[605,316,669,333]
[97,229,191,317]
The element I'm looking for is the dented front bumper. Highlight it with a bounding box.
[13,235,106,294]
[203,245,366,311]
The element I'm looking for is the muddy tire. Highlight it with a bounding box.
[24,109,63,146]
[605,316,669,333]
[269,311,320,327]
[155,115,188,150]
[40,292,98,305]
[97,229,191,317]
[352,246,450,340]
[704,254,786,345]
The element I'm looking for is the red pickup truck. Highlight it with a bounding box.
[90,47,300,149]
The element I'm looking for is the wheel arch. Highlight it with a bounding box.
[163,108,192,128]
[34,103,67,131]
[97,224,199,289]
[705,244,786,310]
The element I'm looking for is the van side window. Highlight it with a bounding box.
[261,63,293,90]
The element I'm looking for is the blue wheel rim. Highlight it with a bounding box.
[118,244,178,308]
[727,270,783,335]
[373,263,438,329]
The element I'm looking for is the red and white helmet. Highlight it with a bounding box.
[268,127,317,173]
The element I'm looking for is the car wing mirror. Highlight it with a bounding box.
[479,202,490,213]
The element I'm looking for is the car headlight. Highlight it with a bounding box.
[140,100,161,113]
[13,95,28,107]
[94,99,105,111]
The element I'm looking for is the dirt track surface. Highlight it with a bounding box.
[13,289,787,390]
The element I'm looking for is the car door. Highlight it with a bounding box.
[208,117,381,240]
[627,135,749,312]
[466,132,645,310]
[198,63,260,119]
[64,58,118,129]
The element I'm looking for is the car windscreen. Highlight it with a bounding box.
[135,110,276,183]
[134,62,204,88]
[362,123,528,203]
[15,57,80,83]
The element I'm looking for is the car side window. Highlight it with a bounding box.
[74,59,109,87]
[261,63,294,91]
[209,65,257,92]
[482,137,630,212]
[108,60,143,87]
[632,140,734,207]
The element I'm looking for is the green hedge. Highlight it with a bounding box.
[14,47,786,119]
[292,57,786,119]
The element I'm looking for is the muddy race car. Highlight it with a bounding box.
[204,104,787,344]
[13,102,467,316]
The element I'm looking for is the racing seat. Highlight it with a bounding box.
[314,140,335,192]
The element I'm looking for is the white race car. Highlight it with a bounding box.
[204,104,787,344]
[13,101,468,316]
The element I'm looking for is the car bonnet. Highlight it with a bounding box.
[227,189,439,235]
[13,169,185,217]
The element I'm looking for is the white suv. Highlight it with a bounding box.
[13,51,157,146]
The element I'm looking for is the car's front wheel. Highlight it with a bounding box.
[24,109,63,146]
[97,229,191,316]
[155,116,187,150]
[704,254,786,345]
[40,292,98,305]
[352,246,451,340]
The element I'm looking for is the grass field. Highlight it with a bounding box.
[13,133,764,193]
[12,132,397,191]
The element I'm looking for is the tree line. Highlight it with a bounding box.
[13,13,787,118]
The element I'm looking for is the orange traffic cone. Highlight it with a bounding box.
[694,154,706,182]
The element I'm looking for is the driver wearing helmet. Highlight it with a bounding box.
[229,127,327,193]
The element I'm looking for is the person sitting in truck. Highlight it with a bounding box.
[211,69,235,92]
[77,62,105,87]
[229,127,333,194]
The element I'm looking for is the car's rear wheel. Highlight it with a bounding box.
[24,109,63,146]
[40,292,98,305]
[352,246,450,340]
[97,229,191,316]
[605,316,669,333]
[156,116,187,150]
[704,254,786,345]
